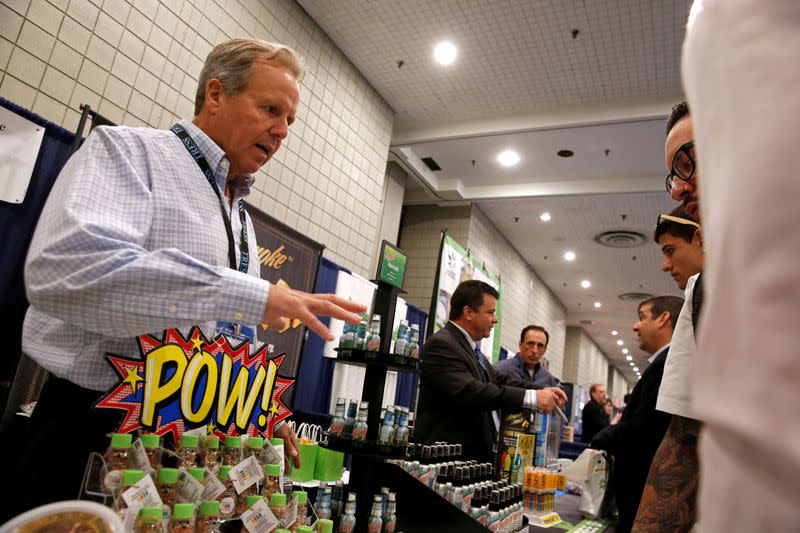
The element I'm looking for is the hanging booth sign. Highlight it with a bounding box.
[95,327,294,440]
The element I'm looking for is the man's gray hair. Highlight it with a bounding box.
[194,38,306,115]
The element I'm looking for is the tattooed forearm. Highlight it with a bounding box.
[631,415,701,533]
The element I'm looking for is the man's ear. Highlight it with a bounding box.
[694,227,703,249]
[204,79,225,114]
[658,311,671,329]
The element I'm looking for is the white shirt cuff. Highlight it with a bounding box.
[523,389,537,409]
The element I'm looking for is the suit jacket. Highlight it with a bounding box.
[591,347,672,533]
[581,399,609,443]
[415,322,527,463]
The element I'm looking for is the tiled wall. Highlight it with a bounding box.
[0,0,394,277]
[610,367,629,403]
[562,326,612,392]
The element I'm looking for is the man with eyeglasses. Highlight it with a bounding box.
[633,102,704,532]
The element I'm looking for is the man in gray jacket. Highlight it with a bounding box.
[494,325,560,389]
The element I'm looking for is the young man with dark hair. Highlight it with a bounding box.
[493,325,559,389]
[592,296,684,533]
[654,206,703,291]
[415,280,566,462]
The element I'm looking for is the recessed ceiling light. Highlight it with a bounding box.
[557,149,574,158]
[625,355,633,361]
[629,362,634,366]
[593,302,601,309]
[563,250,576,261]
[616,339,624,346]
[622,348,629,354]
[580,280,591,289]
[633,367,639,372]
[611,330,618,336]
[497,149,520,167]
[433,41,457,65]
[539,212,551,222]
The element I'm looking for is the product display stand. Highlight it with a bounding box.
[321,278,417,533]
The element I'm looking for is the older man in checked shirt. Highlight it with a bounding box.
[5,39,364,519]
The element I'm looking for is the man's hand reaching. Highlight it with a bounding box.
[536,386,568,413]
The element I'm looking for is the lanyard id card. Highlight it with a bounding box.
[215,321,257,346]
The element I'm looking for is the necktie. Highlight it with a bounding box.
[474,345,490,383]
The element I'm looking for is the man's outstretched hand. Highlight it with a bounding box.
[262,284,366,340]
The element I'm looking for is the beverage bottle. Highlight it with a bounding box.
[393,408,409,446]
[157,467,180,509]
[487,490,501,532]
[317,519,334,533]
[377,406,395,445]
[104,433,133,490]
[246,436,266,463]
[316,487,333,520]
[367,496,382,533]
[201,436,222,474]
[139,434,162,470]
[328,398,346,437]
[469,486,486,524]
[352,401,369,446]
[217,466,237,520]
[297,527,313,533]
[269,493,287,525]
[197,500,222,533]
[176,434,199,468]
[293,490,309,530]
[337,493,356,533]
[339,321,355,349]
[355,319,368,350]
[366,314,381,351]
[381,497,396,533]
[187,466,205,484]
[169,503,195,533]
[330,481,344,519]
[342,400,358,439]
[222,436,242,466]
[115,469,145,512]
[261,463,281,500]
[246,495,263,509]
[405,325,419,359]
[135,506,165,533]
[379,487,389,515]
[268,438,285,473]
[393,320,408,356]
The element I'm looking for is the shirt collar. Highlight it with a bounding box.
[450,321,479,351]
[179,119,255,199]
[648,342,670,364]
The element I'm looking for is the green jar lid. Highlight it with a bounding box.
[269,493,287,506]
[187,467,205,482]
[121,469,144,486]
[292,490,308,505]
[204,435,220,448]
[225,436,242,448]
[111,433,133,448]
[172,503,194,520]
[180,433,199,448]
[200,500,220,516]
[296,527,314,533]
[247,495,263,508]
[269,437,283,447]
[273,530,291,533]
[247,436,264,449]
[139,434,160,449]
[219,465,232,480]
[140,507,163,522]
[158,467,179,484]
[266,463,281,476]
[317,518,334,533]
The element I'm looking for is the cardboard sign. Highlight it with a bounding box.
[96,327,293,441]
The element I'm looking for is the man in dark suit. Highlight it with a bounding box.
[591,295,684,533]
[581,384,609,443]
[415,280,567,463]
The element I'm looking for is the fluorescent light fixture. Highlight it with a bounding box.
[611,330,618,336]
[498,149,520,167]
[622,348,629,354]
[563,250,576,261]
[539,212,551,222]
[433,41,457,65]
[629,362,634,366]
[626,355,633,361]
[633,367,639,372]
[593,302,601,309]
[580,280,591,289]
[616,339,624,346]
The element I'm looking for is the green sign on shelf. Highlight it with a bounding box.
[378,240,406,289]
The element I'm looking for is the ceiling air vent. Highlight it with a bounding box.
[421,157,442,171]
[594,230,646,248]
[618,292,655,302]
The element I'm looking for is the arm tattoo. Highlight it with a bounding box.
[632,415,701,533]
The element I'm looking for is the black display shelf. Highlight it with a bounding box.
[333,347,420,372]
[320,432,408,459]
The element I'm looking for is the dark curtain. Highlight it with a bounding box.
[292,258,350,416]
[394,303,427,408]
[0,97,75,414]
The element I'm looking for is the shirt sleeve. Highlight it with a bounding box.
[522,389,538,408]
[24,127,270,337]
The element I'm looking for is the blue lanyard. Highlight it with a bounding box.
[171,123,250,273]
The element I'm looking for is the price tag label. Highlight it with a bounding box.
[283,495,298,529]
[241,499,280,533]
[231,455,264,494]
[202,469,226,500]
[176,468,205,503]
[541,512,561,526]
[122,474,162,509]
[130,439,154,475]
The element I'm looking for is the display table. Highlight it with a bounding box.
[529,492,613,532]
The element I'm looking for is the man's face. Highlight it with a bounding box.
[665,116,700,220]
[633,302,663,355]
[208,59,299,176]
[464,294,498,340]
[591,386,607,404]
[658,232,704,290]
[518,329,548,368]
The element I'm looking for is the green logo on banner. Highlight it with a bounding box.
[379,242,406,289]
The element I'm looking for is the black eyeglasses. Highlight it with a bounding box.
[665,140,696,193]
